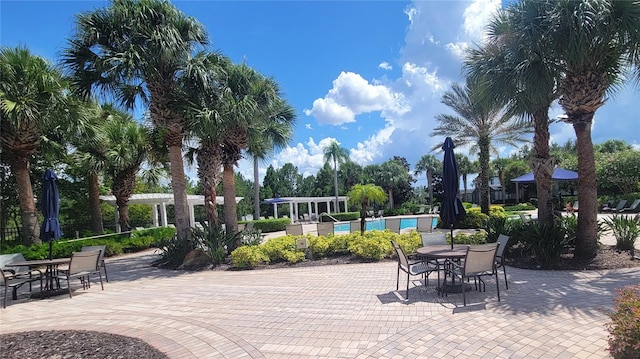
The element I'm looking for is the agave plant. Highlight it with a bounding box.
[603,215,640,251]
[192,223,240,265]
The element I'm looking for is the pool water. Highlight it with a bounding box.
[333,218,419,232]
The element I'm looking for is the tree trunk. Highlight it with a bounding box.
[11,157,40,245]
[478,138,490,215]
[253,155,261,219]
[573,118,598,259]
[333,159,339,212]
[427,171,433,210]
[168,144,191,239]
[360,205,367,236]
[223,164,239,250]
[532,108,554,226]
[88,172,104,234]
[387,188,394,209]
[500,172,506,204]
[116,197,130,232]
[462,175,468,203]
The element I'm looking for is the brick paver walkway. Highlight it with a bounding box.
[1,247,638,358]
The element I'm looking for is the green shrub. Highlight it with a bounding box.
[485,216,509,243]
[450,230,487,245]
[259,235,305,263]
[503,203,536,211]
[308,235,332,258]
[320,212,359,222]
[328,233,354,255]
[458,208,489,229]
[603,215,640,251]
[252,218,290,233]
[348,232,392,260]
[154,235,196,269]
[515,222,569,267]
[607,285,640,359]
[230,246,269,269]
[192,223,239,265]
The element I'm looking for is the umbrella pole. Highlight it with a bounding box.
[450,224,454,250]
[49,240,53,260]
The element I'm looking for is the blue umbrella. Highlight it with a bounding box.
[440,137,466,249]
[40,169,62,259]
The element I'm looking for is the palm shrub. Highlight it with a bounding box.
[155,235,196,269]
[607,285,640,359]
[603,215,640,251]
[192,223,239,265]
[485,215,509,243]
[515,221,570,268]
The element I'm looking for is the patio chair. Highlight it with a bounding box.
[1,269,43,308]
[443,243,500,306]
[375,210,384,218]
[285,223,304,236]
[417,216,435,233]
[0,253,43,294]
[385,217,401,234]
[57,250,104,298]
[430,206,439,214]
[421,232,447,247]
[316,222,334,236]
[390,240,439,300]
[495,234,510,290]
[602,199,627,212]
[81,245,109,282]
[618,199,640,213]
[350,220,361,233]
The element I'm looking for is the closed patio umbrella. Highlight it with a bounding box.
[439,137,466,249]
[40,169,62,260]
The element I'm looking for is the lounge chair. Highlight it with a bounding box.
[285,223,303,236]
[415,205,426,215]
[316,222,334,236]
[350,220,361,233]
[618,199,640,213]
[443,243,500,306]
[430,206,439,214]
[385,218,401,234]
[417,216,435,233]
[390,240,439,300]
[602,199,627,212]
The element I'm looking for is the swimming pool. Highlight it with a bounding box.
[333,218,420,232]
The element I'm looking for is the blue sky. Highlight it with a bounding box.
[2,0,639,186]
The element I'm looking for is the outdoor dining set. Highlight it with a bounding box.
[391,233,510,306]
[0,246,108,308]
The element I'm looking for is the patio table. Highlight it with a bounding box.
[416,245,469,293]
[9,258,70,297]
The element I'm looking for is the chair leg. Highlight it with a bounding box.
[495,272,501,302]
[98,272,104,291]
[502,266,508,290]
[406,272,410,299]
[102,262,109,282]
[67,276,73,298]
[462,275,467,306]
[3,286,7,308]
[396,267,400,290]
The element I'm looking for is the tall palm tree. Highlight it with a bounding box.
[455,153,475,202]
[464,1,559,225]
[493,157,510,204]
[63,0,208,240]
[414,154,440,210]
[323,140,349,213]
[532,0,640,259]
[246,97,296,220]
[431,79,531,214]
[0,46,72,245]
[347,184,387,235]
[102,112,150,232]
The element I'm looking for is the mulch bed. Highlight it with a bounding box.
[505,245,639,270]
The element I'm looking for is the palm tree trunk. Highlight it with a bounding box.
[478,138,490,214]
[532,108,554,225]
[168,144,191,239]
[360,205,367,236]
[11,157,40,245]
[115,197,130,232]
[462,175,468,203]
[573,119,598,259]
[223,164,239,249]
[253,155,260,219]
[500,172,506,204]
[88,172,104,234]
[333,158,339,212]
[387,188,394,209]
[197,146,221,226]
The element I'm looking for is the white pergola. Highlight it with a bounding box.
[100,193,243,231]
[263,196,349,223]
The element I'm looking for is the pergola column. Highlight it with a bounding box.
[152,204,159,227]
[189,202,195,227]
[160,203,168,227]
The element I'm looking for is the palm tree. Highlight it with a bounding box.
[493,157,510,204]
[63,0,208,240]
[246,97,296,220]
[414,154,440,211]
[431,79,531,214]
[0,46,72,245]
[377,160,407,210]
[102,112,150,232]
[456,153,475,202]
[464,1,559,225]
[323,140,350,213]
[346,184,387,235]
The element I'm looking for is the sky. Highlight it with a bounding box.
[2,0,639,187]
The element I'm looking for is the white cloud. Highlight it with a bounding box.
[305,123,313,130]
[350,127,396,164]
[445,42,469,59]
[462,0,501,43]
[379,61,392,70]
[305,97,355,125]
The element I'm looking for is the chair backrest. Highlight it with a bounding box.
[285,223,303,236]
[431,206,439,214]
[463,244,498,276]
[390,241,409,270]
[69,250,101,275]
[628,199,640,210]
[416,216,434,232]
[385,218,401,233]
[350,220,361,233]
[237,223,246,232]
[573,201,579,210]
[81,245,106,262]
[0,253,29,276]
[0,268,7,285]
[496,234,510,258]
[316,222,334,236]
[615,199,627,210]
[421,232,447,247]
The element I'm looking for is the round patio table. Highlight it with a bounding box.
[416,245,469,294]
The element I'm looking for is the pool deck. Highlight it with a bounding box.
[1,212,639,358]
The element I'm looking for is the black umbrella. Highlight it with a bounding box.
[440,137,466,249]
[40,169,63,260]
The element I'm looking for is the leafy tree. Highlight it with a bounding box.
[63,0,208,240]
[492,157,510,204]
[597,150,640,195]
[431,79,530,214]
[596,140,632,154]
[323,140,350,212]
[414,154,440,210]
[339,160,363,191]
[456,153,476,202]
[347,184,387,235]
[375,159,412,210]
[0,46,77,244]
[503,160,530,195]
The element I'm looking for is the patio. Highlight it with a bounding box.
[1,234,638,358]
